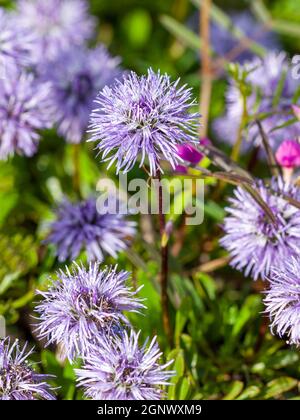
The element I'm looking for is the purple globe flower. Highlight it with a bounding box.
[40,45,121,144]
[0,338,55,400]
[88,68,200,176]
[220,178,300,280]
[0,8,35,74]
[35,263,145,362]
[214,52,300,153]
[46,197,136,262]
[264,258,300,345]
[75,330,174,400]
[0,69,54,160]
[16,0,95,63]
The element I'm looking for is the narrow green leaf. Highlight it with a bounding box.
[160,15,200,51]
[223,381,244,400]
[263,377,298,399]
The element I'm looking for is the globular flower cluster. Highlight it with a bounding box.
[15,0,95,63]
[89,68,200,175]
[0,338,55,400]
[214,52,300,153]
[35,263,174,400]
[35,263,145,362]
[0,69,54,160]
[264,258,300,345]
[221,177,300,280]
[39,45,121,144]
[46,197,136,262]
[76,330,174,400]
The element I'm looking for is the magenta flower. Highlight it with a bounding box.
[175,138,210,173]
[275,140,300,168]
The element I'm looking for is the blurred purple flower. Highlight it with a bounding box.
[276,140,300,168]
[189,11,280,64]
[0,8,35,73]
[0,69,54,160]
[0,338,55,400]
[40,45,121,143]
[35,263,145,362]
[264,258,300,345]
[75,330,174,400]
[16,0,95,63]
[88,68,200,176]
[220,177,300,280]
[46,197,136,262]
[210,11,280,63]
[214,52,300,153]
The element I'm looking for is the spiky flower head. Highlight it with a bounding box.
[46,197,135,262]
[0,338,55,400]
[0,69,54,160]
[35,263,145,362]
[220,177,300,280]
[40,45,121,144]
[0,8,35,74]
[264,258,300,345]
[88,68,200,176]
[75,330,174,400]
[16,0,95,63]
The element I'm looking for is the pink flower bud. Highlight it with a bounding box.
[175,165,188,174]
[292,105,300,121]
[275,140,300,168]
[176,138,210,165]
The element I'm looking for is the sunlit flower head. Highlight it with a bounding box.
[220,177,300,280]
[75,330,174,400]
[88,68,200,175]
[35,263,145,362]
[264,258,300,345]
[0,338,55,400]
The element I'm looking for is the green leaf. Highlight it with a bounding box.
[263,377,298,399]
[160,15,200,51]
[237,386,260,400]
[222,381,244,400]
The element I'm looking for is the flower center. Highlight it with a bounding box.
[0,365,32,395]
[257,207,283,241]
